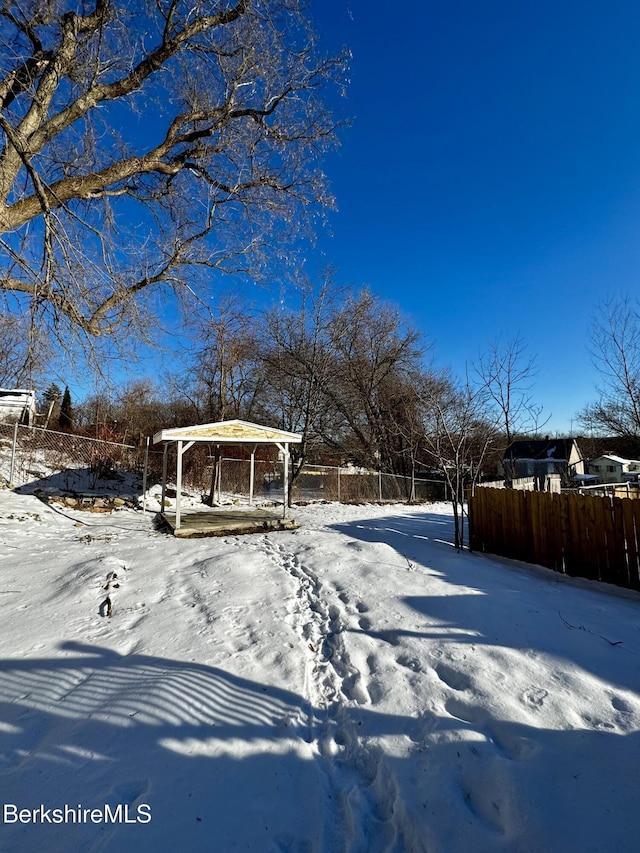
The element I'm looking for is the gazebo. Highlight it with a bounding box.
[152,419,302,535]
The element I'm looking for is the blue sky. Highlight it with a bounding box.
[307,0,640,432]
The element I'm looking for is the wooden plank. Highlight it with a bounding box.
[566,494,588,578]
[484,488,494,553]
[540,492,553,570]
[580,493,595,579]
[611,498,630,588]
[598,496,617,585]
[562,493,577,576]
[479,488,489,552]
[477,488,488,552]
[526,490,537,564]
[546,493,563,573]
[488,488,500,554]
[557,492,571,574]
[474,490,482,552]
[528,490,542,566]
[482,489,490,552]
[502,489,516,558]
[468,490,477,551]
[490,488,503,555]
[514,489,527,562]
[521,489,533,564]
[625,499,640,591]
[477,488,488,553]
[537,491,551,569]
[583,495,603,582]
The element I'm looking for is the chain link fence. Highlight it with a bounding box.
[144,452,447,504]
[0,422,139,492]
[1,422,448,504]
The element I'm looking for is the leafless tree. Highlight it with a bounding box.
[422,371,498,550]
[74,389,119,438]
[187,294,264,423]
[259,277,338,504]
[579,297,640,444]
[112,379,169,443]
[322,289,424,472]
[0,309,47,385]
[75,379,161,439]
[476,335,546,484]
[0,0,346,364]
[374,367,427,500]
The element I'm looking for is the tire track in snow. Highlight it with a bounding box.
[261,536,421,853]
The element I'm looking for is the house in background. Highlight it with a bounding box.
[502,438,585,488]
[586,455,640,484]
[0,389,37,426]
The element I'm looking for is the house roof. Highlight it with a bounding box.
[0,389,36,414]
[0,388,35,403]
[591,454,640,465]
[503,438,580,462]
[153,419,302,445]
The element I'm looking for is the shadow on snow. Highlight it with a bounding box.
[1,635,640,852]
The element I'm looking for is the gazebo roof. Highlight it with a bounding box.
[153,419,302,445]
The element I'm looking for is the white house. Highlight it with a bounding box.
[587,455,640,484]
[502,438,585,487]
[0,389,36,425]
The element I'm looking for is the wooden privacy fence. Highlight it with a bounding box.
[469,487,640,591]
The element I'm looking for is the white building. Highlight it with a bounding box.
[0,389,37,425]
[587,455,640,484]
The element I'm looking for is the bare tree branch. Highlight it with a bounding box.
[0,0,346,364]
[579,296,640,441]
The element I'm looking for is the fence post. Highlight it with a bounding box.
[378,470,382,502]
[337,466,341,503]
[8,422,18,486]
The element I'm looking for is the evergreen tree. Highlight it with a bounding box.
[41,383,61,429]
[59,387,73,431]
[42,383,61,407]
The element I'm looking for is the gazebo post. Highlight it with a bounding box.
[161,444,168,510]
[283,442,289,519]
[249,444,257,506]
[216,444,222,504]
[176,439,183,530]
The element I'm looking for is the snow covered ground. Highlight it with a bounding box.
[1,488,640,852]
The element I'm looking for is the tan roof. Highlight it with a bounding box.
[153,419,301,445]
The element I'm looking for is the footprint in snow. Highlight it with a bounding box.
[396,654,423,673]
[435,663,472,692]
[446,697,540,761]
[611,695,633,714]
[521,687,548,709]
